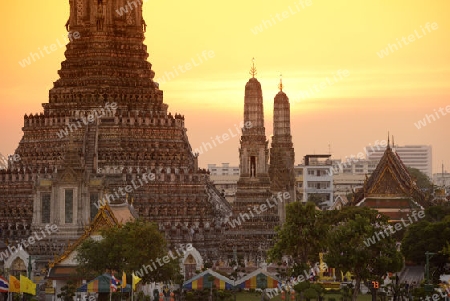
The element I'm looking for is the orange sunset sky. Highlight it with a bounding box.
[0,0,449,176]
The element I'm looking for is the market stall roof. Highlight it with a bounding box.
[235,269,280,289]
[77,274,131,293]
[183,269,235,290]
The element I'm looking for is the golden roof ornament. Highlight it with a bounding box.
[249,57,257,78]
[279,73,283,92]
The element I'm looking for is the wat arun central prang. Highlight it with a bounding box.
[0,0,296,275]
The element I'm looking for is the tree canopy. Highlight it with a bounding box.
[407,167,432,191]
[325,207,403,301]
[268,202,328,272]
[269,204,403,301]
[75,219,182,283]
[401,207,450,280]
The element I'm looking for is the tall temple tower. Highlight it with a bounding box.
[223,62,280,266]
[240,62,270,181]
[0,0,230,277]
[269,77,296,223]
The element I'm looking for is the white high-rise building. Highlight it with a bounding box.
[366,145,432,177]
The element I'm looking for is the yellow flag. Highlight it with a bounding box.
[19,275,36,295]
[132,273,141,291]
[122,272,127,289]
[9,276,20,293]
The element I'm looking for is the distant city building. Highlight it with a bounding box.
[301,155,334,208]
[294,165,304,201]
[207,163,240,176]
[207,164,240,203]
[330,159,378,175]
[366,145,432,177]
[295,161,363,206]
[209,174,239,204]
[333,173,365,195]
[433,172,450,188]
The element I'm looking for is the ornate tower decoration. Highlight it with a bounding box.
[269,74,296,223]
[224,60,280,265]
[0,0,231,269]
[240,58,269,178]
[67,0,146,32]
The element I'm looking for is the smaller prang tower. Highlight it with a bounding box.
[223,60,280,265]
[269,76,296,223]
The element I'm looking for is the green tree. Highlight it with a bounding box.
[401,215,450,281]
[407,167,432,191]
[293,282,325,301]
[443,242,450,257]
[268,202,328,273]
[303,287,318,301]
[421,205,450,222]
[340,283,354,301]
[57,281,76,301]
[307,194,324,207]
[325,207,403,301]
[76,219,182,283]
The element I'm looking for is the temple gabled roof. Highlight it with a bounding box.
[354,143,426,206]
[49,202,137,268]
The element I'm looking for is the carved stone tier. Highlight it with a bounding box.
[0,0,231,264]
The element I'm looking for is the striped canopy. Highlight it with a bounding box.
[235,269,280,289]
[77,274,131,293]
[183,270,234,290]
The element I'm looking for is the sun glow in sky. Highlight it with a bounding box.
[0,0,449,175]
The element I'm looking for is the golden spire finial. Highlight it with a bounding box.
[249,57,257,78]
[278,73,283,92]
[387,131,391,149]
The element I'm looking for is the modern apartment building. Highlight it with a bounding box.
[301,155,334,205]
[366,145,432,177]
